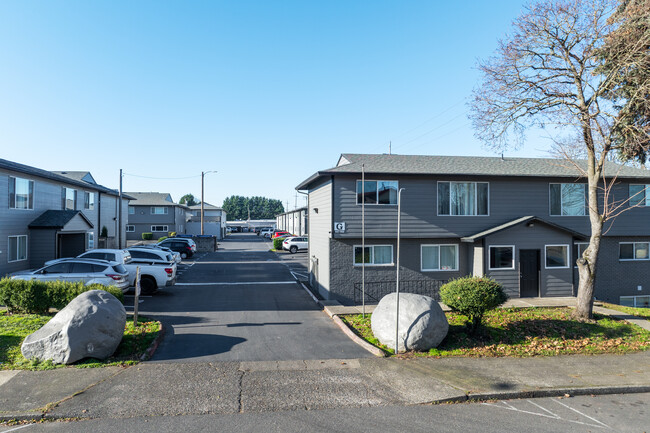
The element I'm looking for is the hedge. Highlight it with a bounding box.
[440,276,507,333]
[142,232,153,240]
[273,237,284,250]
[157,236,168,242]
[0,278,124,314]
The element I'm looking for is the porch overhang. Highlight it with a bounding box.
[460,216,587,243]
[28,210,94,232]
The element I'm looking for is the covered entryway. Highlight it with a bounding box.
[28,210,94,268]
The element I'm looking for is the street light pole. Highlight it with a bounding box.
[395,187,405,355]
[201,171,217,235]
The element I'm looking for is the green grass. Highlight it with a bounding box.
[1,310,162,370]
[602,302,650,319]
[341,307,650,358]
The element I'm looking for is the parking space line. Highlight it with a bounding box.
[176,281,296,286]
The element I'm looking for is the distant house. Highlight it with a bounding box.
[296,153,650,307]
[1,159,129,276]
[276,207,308,236]
[187,203,227,238]
[125,192,189,240]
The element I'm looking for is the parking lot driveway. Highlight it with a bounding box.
[140,234,371,362]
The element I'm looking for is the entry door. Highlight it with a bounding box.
[519,249,540,297]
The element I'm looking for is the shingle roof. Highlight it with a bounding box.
[126,192,188,208]
[28,210,94,229]
[296,153,650,190]
[52,171,97,185]
[460,216,586,242]
[189,202,222,211]
[0,158,127,198]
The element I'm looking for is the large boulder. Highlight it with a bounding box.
[21,290,126,364]
[371,293,448,352]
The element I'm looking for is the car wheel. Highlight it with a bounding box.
[140,276,157,295]
[181,252,188,259]
[290,246,298,254]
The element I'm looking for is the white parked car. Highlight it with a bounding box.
[132,244,181,263]
[260,229,273,238]
[282,236,308,254]
[11,258,130,293]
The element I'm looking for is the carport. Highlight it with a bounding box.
[28,210,94,268]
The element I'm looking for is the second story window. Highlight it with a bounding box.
[629,184,650,207]
[356,181,398,205]
[9,176,34,210]
[128,206,135,214]
[84,192,95,210]
[550,183,586,216]
[62,187,77,210]
[438,182,488,216]
[151,207,168,215]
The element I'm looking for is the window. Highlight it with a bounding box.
[545,245,569,268]
[356,181,398,205]
[151,207,168,214]
[151,225,169,232]
[619,242,650,261]
[42,262,70,274]
[353,245,393,266]
[126,225,135,232]
[575,243,589,267]
[128,206,135,215]
[620,295,650,308]
[62,187,77,210]
[489,246,515,270]
[86,232,94,249]
[9,177,34,209]
[8,235,27,262]
[421,244,458,271]
[629,185,650,207]
[84,192,95,210]
[71,262,95,274]
[550,183,586,216]
[438,182,489,216]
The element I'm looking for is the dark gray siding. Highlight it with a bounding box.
[308,178,332,299]
[332,174,650,239]
[126,205,180,240]
[29,230,56,269]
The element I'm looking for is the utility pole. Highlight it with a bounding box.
[201,171,205,235]
[389,141,392,155]
[362,164,366,317]
[395,187,405,354]
[118,169,123,248]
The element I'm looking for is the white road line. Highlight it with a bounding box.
[553,399,610,428]
[175,281,297,286]
[3,424,35,432]
[482,401,607,429]
[527,400,560,418]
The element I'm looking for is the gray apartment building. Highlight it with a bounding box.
[296,154,650,307]
[125,192,189,240]
[1,159,129,277]
[187,203,227,238]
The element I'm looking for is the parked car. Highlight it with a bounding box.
[271,231,291,239]
[260,229,273,238]
[282,237,308,254]
[164,237,197,253]
[125,248,177,295]
[11,259,130,293]
[132,244,182,263]
[128,248,176,265]
[46,249,132,266]
[157,238,195,259]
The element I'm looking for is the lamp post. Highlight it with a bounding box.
[201,171,217,235]
[395,187,405,355]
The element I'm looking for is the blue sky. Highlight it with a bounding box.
[0,0,551,212]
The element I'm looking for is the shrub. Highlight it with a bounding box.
[100,226,108,238]
[142,232,153,240]
[440,276,508,333]
[157,236,168,242]
[169,232,177,237]
[0,278,124,314]
[273,237,284,250]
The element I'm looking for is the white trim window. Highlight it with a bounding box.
[8,235,28,262]
[489,245,515,270]
[151,225,169,232]
[84,192,95,210]
[437,181,489,216]
[353,245,394,266]
[356,180,398,205]
[575,242,589,267]
[549,183,586,216]
[545,244,570,268]
[619,242,650,261]
[86,232,95,249]
[126,225,135,232]
[629,184,650,207]
[128,206,135,215]
[62,187,77,210]
[9,176,34,210]
[421,244,459,271]
[620,295,650,308]
[151,207,168,215]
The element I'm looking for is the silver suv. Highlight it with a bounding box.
[11,258,130,293]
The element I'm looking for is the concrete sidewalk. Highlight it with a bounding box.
[1,350,649,422]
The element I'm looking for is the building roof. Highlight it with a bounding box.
[0,158,127,198]
[276,207,308,217]
[125,192,188,208]
[189,202,222,211]
[28,210,94,229]
[460,216,586,242]
[296,153,650,190]
[52,171,97,185]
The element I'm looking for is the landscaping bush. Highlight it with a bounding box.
[440,276,507,333]
[157,236,168,242]
[141,232,153,240]
[169,232,177,237]
[100,226,108,238]
[0,278,124,314]
[273,237,284,250]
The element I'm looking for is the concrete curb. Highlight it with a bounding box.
[141,322,166,361]
[427,384,650,405]
[0,411,44,423]
[300,282,320,304]
[331,315,387,358]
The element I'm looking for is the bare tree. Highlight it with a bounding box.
[469,0,650,319]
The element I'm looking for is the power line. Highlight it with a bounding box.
[405,122,472,152]
[393,111,468,150]
[388,98,467,143]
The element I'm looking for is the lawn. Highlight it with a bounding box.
[341,307,650,357]
[0,310,162,370]
[601,303,650,319]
